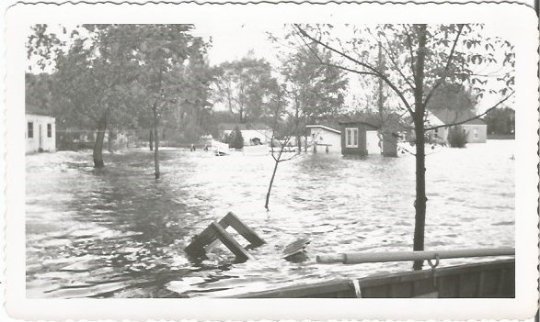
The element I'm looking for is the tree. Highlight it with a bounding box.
[229,126,244,149]
[214,56,277,124]
[485,106,515,135]
[278,43,348,151]
[108,25,208,179]
[295,24,514,269]
[28,25,143,167]
[264,84,299,210]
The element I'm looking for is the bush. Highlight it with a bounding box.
[448,126,468,148]
[229,126,244,149]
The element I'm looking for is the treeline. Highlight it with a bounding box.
[27,25,349,175]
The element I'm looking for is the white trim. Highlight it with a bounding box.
[345,127,358,148]
[305,124,341,135]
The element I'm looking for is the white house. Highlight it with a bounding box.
[306,125,341,153]
[26,113,56,153]
[219,123,273,146]
[427,109,488,144]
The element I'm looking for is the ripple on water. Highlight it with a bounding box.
[26,141,515,297]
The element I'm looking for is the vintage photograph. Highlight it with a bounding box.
[23,22,519,299]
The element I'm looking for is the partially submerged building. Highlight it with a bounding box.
[26,106,56,153]
[306,125,341,154]
[430,109,488,143]
[338,113,403,157]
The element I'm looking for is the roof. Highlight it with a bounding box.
[306,124,341,134]
[218,123,271,131]
[26,103,54,117]
[431,108,486,125]
[338,112,406,131]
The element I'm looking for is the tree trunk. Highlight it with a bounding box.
[265,159,279,210]
[107,128,114,154]
[93,114,107,168]
[153,106,160,179]
[149,129,154,151]
[295,98,301,152]
[412,24,428,271]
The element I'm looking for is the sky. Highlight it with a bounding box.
[188,23,515,113]
[28,23,515,113]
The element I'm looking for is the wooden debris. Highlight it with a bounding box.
[184,212,265,262]
[283,237,310,262]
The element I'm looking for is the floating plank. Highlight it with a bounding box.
[218,212,265,247]
[209,222,251,262]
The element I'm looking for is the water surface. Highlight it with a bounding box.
[26,140,515,298]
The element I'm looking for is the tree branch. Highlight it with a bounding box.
[424,90,514,131]
[294,24,414,116]
[423,24,465,108]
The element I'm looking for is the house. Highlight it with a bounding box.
[306,125,341,154]
[26,113,56,153]
[430,109,488,143]
[338,113,402,157]
[218,123,273,146]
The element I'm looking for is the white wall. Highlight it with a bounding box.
[462,124,487,143]
[26,114,55,153]
[309,128,341,153]
[366,130,381,154]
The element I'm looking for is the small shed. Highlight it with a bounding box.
[339,113,401,157]
[306,125,341,154]
[339,121,378,156]
[26,113,56,153]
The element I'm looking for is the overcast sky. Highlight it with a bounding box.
[29,23,515,113]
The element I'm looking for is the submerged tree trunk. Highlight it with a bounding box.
[93,114,107,168]
[107,128,114,154]
[265,158,280,210]
[153,105,160,179]
[295,97,301,152]
[149,129,154,151]
[412,24,428,271]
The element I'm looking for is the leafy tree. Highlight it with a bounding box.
[279,44,348,151]
[447,126,468,147]
[214,56,277,124]
[485,106,515,135]
[229,126,244,149]
[295,24,514,269]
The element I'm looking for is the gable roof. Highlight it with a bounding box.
[306,124,341,134]
[431,108,486,125]
[338,112,406,131]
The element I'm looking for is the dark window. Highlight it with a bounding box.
[27,122,33,138]
[47,124,52,138]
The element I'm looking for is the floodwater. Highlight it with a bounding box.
[26,140,515,298]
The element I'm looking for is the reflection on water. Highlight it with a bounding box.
[26,141,515,298]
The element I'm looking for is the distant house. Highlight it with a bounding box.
[306,125,341,153]
[218,123,273,146]
[429,109,488,143]
[26,112,56,153]
[338,113,402,157]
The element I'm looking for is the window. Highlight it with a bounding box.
[47,124,52,138]
[345,128,358,148]
[27,122,33,138]
[473,128,478,138]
